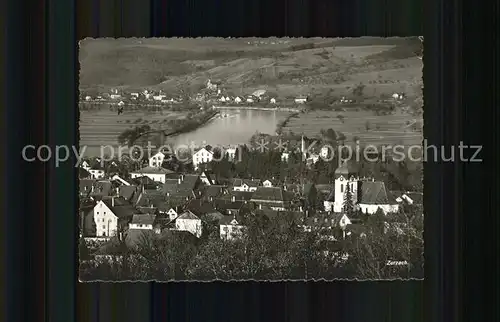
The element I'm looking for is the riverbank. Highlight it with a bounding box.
[213,105,301,112]
[275,112,301,134]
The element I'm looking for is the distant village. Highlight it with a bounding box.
[80,78,407,112]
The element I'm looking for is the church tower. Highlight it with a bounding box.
[333,161,359,212]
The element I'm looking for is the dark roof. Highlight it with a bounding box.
[315,184,333,193]
[219,215,244,225]
[302,183,316,195]
[118,185,138,200]
[334,161,359,177]
[232,178,261,187]
[92,180,113,196]
[101,197,136,218]
[131,214,156,225]
[131,166,174,175]
[163,175,199,197]
[79,168,91,179]
[136,207,158,215]
[251,187,291,202]
[221,190,254,201]
[214,199,244,211]
[203,185,226,198]
[130,176,157,186]
[79,179,95,194]
[186,199,220,217]
[359,181,397,204]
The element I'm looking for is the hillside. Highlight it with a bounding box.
[79,37,423,100]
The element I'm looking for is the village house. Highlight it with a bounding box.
[163,174,201,204]
[192,147,214,170]
[262,179,276,187]
[232,178,261,192]
[174,210,203,238]
[250,187,293,211]
[357,181,399,214]
[281,152,290,162]
[128,214,158,231]
[200,170,216,185]
[393,191,423,206]
[294,95,308,104]
[219,215,246,240]
[270,98,277,104]
[149,151,167,168]
[79,167,91,179]
[93,197,136,237]
[234,96,242,103]
[88,165,105,179]
[111,174,131,186]
[130,166,174,183]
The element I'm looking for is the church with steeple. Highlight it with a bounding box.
[324,161,400,215]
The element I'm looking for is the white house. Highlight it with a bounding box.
[246,97,254,103]
[175,210,202,238]
[219,216,246,240]
[320,146,331,159]
[130,166,173,183]
[117,101,125,106]
[129,214,156,230]
[93,198,135,237]
[224,147,237,161]
[200,171,216,185]
[262,179,274,187]
[281,152,290,162]
[149,151,166,168]
[232,179,260,192]
[153,95,165,101]
[111,174,131,186]
[295,96,308,104]
[81,161,91,171]
[270,98,277,104]
[219,96,227,102]
[192,147,214,170]
[85,96,92,101]
[166,208,178,221]
[234,96,242,103]
[88,168,105,179]
[131,93,139,98]
[110,94,122,100]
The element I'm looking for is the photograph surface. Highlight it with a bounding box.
[78,37,424,281]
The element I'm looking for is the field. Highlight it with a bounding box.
[79,108,186,148]
[282,110,423,147]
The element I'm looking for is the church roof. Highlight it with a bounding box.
[359,181,397,204]
[334,161,358,177]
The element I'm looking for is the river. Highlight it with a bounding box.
[80,108,290,157]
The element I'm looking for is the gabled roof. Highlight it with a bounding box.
[79,179,96,194]
[177,210,201,220]
[101,197,136,218]
[186,199,219,217]
[219,215,244,226]
[334,161,359,177]
[79,168,91,179]
[359,181,397,204]
[136,206,158,215]
[193,147,214,156]
[221,191,254,201]
[131,214,156,225]
[118,185,138,201]
[203,185,226,198]
[251,187,291,202]
[131,166,174,175]
[92,181,113,196]
[214,199,244,211]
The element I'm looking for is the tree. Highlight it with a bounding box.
[79,238,91,261]
[352,83,365,97]
[342,183,354,215]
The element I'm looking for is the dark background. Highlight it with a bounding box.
[3,0,492,321]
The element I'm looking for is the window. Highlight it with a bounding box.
[103,211,106,214]
[102,225,105,229]
[340,184,344,193]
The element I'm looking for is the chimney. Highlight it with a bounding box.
[231,195,236,202]
[116,187,119,196]
[178,178,181,184]
[210,196,213,202]
[111,197,115,207]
